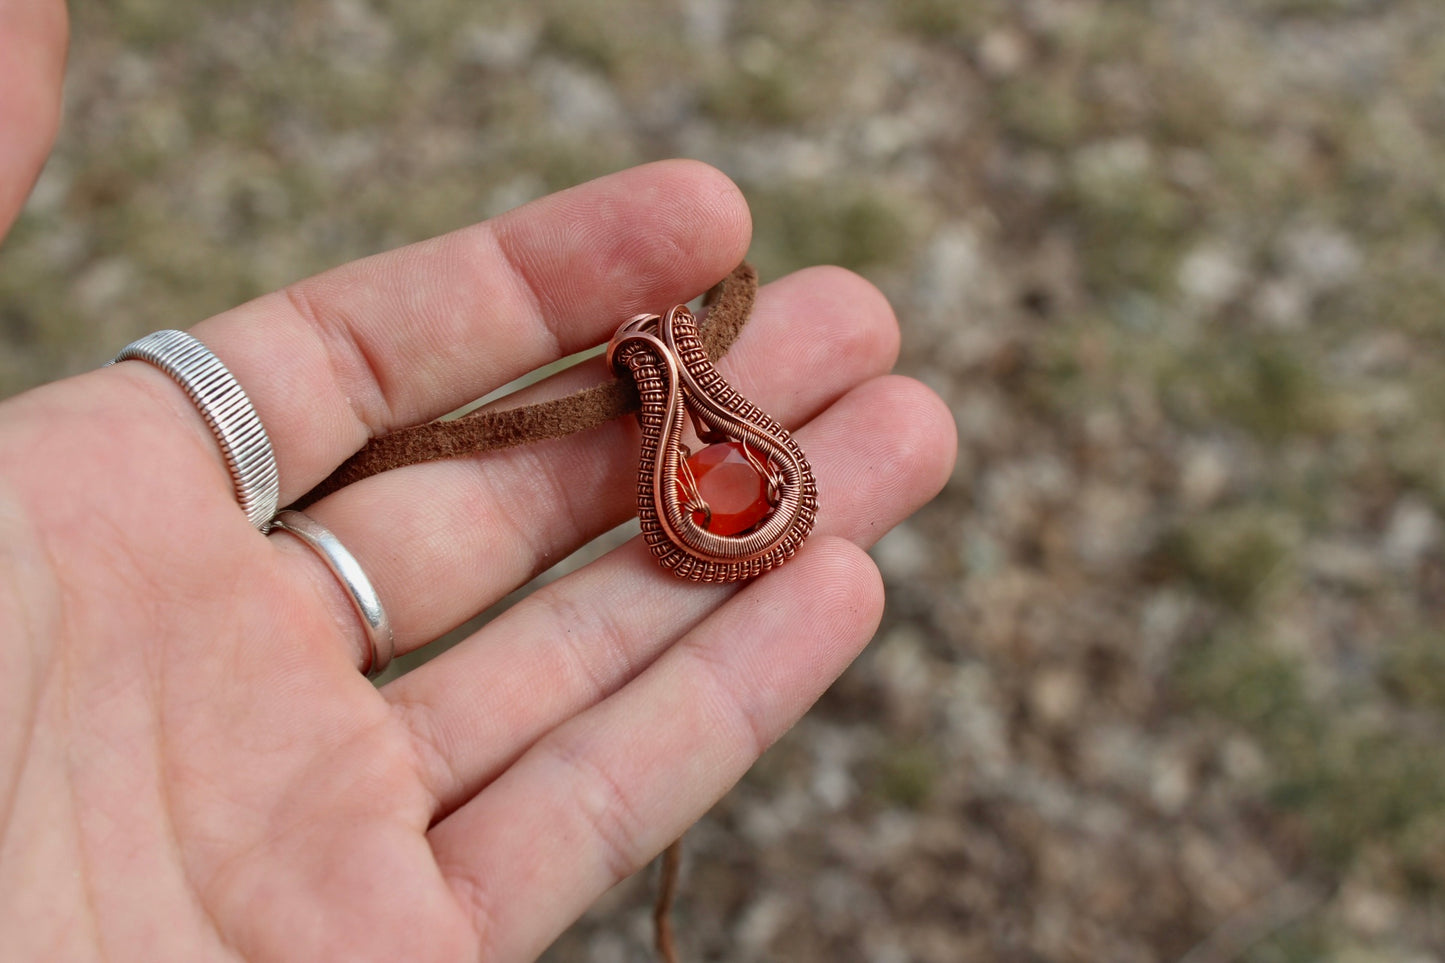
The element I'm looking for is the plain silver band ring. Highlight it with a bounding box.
[270,510,395,678]
[110,330,280,531]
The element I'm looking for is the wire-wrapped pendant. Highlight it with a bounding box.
[607,305,818,582]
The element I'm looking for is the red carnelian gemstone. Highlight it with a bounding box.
[679,441,771,536]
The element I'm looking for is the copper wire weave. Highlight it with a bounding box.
[608,305,818,583]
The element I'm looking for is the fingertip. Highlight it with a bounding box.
[858,374,960,501]
[490,159,754,327]
[805,374,958,551]
[636,158,754,291]
[657,158,753,260]
[770,265,902,374]
[825,266,902,370]
[713,537,884,750]
[801,534,887,641]
[0,0,69,236]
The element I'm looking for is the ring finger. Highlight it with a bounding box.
[397,373,954,819]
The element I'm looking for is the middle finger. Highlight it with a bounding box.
[280,266,899,657]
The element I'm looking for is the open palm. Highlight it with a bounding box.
[0,9,956,962]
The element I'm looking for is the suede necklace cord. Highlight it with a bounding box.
[298,261,758,506]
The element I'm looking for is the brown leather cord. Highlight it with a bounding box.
[298,262,757,506]
[654,839,683,963]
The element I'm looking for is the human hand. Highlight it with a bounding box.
[0,9,956,962]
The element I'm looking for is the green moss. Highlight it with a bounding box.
[1372,269,1445,336]
[375,0,475,50]
[746,183,917,277]
[1379,631,1445,713]
[699,65,807,127]
[997,77,1088,150]
[1219,345,1332,441]
[1067,157,1193,300]
[106,0,204,46]
[876,744,938,810]
[1176,622,1445,893]
[888,0,995,41]
[1240,921,1329,963]
[1249,0,1373,18]
[535,0,674,75]
[509,134,637,196]
[1159,337,1336,444]
[1272,727,1445,874]
[1387,427,1445,509]
[1157,509,1296,611]
[1175,631,1311,729]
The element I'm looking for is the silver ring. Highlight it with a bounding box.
[111,330,279,531]
[269,510,394,678]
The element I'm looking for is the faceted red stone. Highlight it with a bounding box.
[678,441,772,536]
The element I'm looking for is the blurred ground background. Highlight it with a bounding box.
[5,0,1445,960]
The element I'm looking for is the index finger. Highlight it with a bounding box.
[110,160,752,503]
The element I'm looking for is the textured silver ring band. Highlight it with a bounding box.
[269,510,395,678]
[111,329,279,530]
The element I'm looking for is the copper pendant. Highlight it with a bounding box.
[607,305,818,583]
